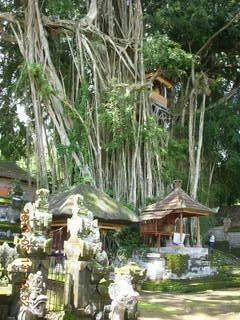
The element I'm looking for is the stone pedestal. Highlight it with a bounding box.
[9,189,53,320]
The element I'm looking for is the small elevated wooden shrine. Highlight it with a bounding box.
[140,180,214,248]
[146,70,173,115]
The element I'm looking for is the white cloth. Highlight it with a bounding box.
[209,235,215,243]
[173,232,186,245]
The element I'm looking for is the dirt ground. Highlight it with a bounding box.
[139,288,240,320]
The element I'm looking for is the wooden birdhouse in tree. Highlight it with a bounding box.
[146,70,173,117]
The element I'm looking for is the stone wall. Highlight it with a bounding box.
[228,233,240,248]
[123,247,216,281]
[208,227,240,247]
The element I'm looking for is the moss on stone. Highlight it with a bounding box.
[165,253,189,276]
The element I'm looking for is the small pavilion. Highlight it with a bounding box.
[140,180,214,249]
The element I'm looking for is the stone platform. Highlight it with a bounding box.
[142,246,216,280]
[157,246,209,258]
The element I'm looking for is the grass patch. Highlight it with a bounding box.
[139,300,169,314]
[142,266,240,293]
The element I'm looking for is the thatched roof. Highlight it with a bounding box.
[0,161,35,183]
[141,181,214,221]
[49,184,139,223]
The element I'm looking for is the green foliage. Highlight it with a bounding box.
[165,253,189,276]
[143,34,194,78]
[45,0,86,20]
[143,116,168,153]
[99,84,137,151]
[62,312,78,320]
[113,225,146,261]
[0,222,20,233]
[0,198,11,204]
[142,266,240,293]
[161,135,188,185]
[208,247,240,267]
[26,64,55,97]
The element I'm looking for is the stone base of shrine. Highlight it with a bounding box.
[153,245,209,258]
[142,246,217,281]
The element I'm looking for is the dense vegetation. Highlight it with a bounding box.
[0,0,240,208]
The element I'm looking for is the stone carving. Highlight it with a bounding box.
[0,242,18,282]
[223,217,231,234]
[64,195,110,315]
[18,271,47,320]
[115,262,146,291]
[64,194,105,262]
[16,189,52,257]
[108,274,139,320]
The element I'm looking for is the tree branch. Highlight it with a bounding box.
[0,12,17,23]
[197,11,240,56]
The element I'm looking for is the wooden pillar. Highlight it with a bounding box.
[196,217,202,247]
[101,229,107,250]
[157,234,161,251]
[180,213,183,245]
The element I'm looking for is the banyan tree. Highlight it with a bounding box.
[0,0,170,205]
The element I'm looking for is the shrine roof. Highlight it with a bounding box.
[49,184,139,223]
[141,181,214,221]
[0,161,35,183]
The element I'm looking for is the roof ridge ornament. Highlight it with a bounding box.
[172,179,182,189]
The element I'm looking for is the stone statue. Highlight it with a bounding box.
[18,271,47,320]
[64,194,110,315]
[16,189,52,257]
[115,262,146,291]
[64,194,104,261]
[108,274,139,320]
[8,189,52,320]
[0,242,18,282]
[223,216,231,234]
[0,242,18,270]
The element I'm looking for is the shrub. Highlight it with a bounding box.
[165,253,189,276]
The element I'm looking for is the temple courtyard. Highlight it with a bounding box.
[139,289,240,320]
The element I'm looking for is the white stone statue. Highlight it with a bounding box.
[18,271,48,320]
[16,189,52,257]
[64,194,103,261]
[64,194,110,312]
[108,274,139,320]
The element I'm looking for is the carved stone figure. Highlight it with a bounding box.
[18,271,47,320]
[64,194,104,262]
[16,189,52,257]
[115,262,146,291]
[0,242,18,283]
[0,242,18,270]
[64,195,110,315]
[223,217,231,234]
[108,274,139,320]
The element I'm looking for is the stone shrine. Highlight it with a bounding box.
[64,194,111,318]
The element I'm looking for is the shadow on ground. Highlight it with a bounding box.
[139,288,240,320]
